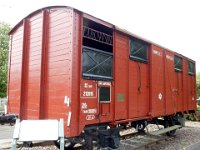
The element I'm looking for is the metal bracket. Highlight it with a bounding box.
[12,119,20,150]
[59,119,65,150]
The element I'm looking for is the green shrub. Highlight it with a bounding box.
[184,114,196,121]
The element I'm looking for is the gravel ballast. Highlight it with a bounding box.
[0,121,200,150]
[147,121,200,150]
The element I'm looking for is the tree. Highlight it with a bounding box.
[197,72,200,98]
[0,22,11,98]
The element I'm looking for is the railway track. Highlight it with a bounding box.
[119,133,172,150]
[16,125,178,150]
[117,125,180,150]
[15,132,174,150]
[72,127,175,150]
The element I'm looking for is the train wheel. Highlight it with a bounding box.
[132,121,147,133]
[54,138,75,150]
[23,141,33,147]
[164,117,176,136]
[137,122,146,132]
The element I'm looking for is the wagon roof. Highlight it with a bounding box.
[9,5,195,63]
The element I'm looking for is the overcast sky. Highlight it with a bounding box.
[0,0,199,72]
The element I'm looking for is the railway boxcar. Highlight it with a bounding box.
[7,6,196,149]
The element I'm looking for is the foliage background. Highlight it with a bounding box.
[0,22,11,98]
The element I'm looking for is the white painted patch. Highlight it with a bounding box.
[83,109,97,114]
[81,102,88,109]
[153,50,162,56]
[86,115,95,121]
[67,112,72,126]
[158,93,163,100]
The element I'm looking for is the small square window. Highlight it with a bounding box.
[130,38,148,63]
[99,87,110,102]
[188,61,195,75]
[174,55,182,72]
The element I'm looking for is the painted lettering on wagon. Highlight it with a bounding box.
[81,102,97,114]
[81,102,88,109]
[84,83,93,88]
[83,91,94,97]
[153,50,162,57]
[80,81,97,98]
[83,109,97,114]
[98,81,111,86]
[86,115,95,120]
[166,55,174,61]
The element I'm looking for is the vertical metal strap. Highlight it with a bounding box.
[39,10,49,119]
[12,119,20,150]
[19,19,28,119]
[59,119,65,150]
[12,139,17,150]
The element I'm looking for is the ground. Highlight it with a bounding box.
[149,121,200,150]
[0,125,14,140]
[0,121,200,149]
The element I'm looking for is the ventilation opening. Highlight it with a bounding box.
[174,55,182,72]
[82,18,113,81]
[129,38,148,63]
[83,18,113,53]
[188,61,195,75]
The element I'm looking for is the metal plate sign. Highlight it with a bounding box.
[18,120,59,141]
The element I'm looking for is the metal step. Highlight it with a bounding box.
[149,125,181,135]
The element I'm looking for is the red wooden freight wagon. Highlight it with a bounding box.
[7,6,196,149]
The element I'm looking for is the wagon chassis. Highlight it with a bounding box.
[54,118,181,150]
[53,114,184,149]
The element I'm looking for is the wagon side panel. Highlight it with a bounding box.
[22,13,43,119]
[174,70,183,112]
[129,60,150,118]
[150,45,165,117]
[70,11,82,136]
[45,8,73,134]
[187,60,196,111]
[8,26,24,114]
[183,59,189,111]
[114,32,129,120]
[165,51,176,115]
